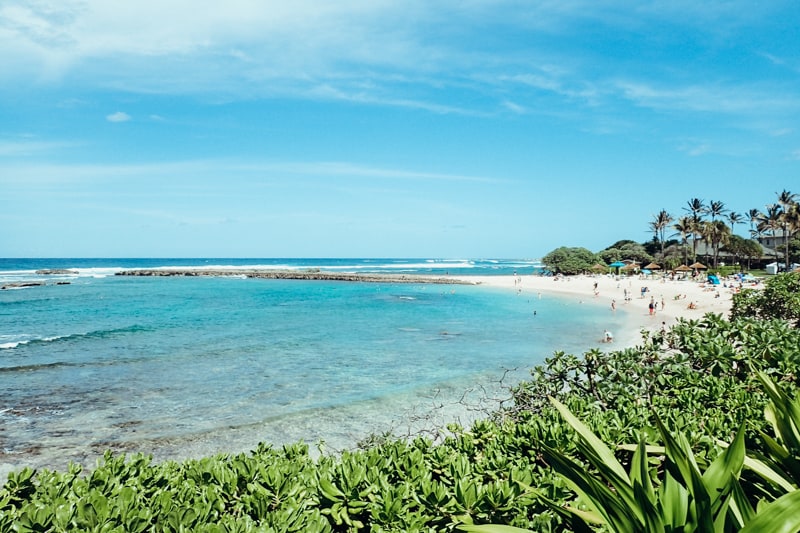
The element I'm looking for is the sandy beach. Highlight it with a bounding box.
[457,273,740,349]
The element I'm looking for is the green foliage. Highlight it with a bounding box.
[541,247,599,275]
[731,272,800,326]
[598,240,654,265]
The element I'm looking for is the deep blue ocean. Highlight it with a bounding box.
[0,258,625,474]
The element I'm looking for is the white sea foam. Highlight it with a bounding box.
[0,334,31,350]
[0,341,24,349]
[74,267,124,278]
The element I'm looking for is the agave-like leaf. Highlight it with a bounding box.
[630,438,656,503]
[659,470,689,529]
[630,438,663,532]
[655,414,711,531]
[458,525,534,533]
[702,423,746,515]
[740,490,800,533]
[727,475,755,529]
[741,453,796,494]
[548,397,629,482]
[540,443,637,532]
[547,399,635,492]
[758,372,800,450]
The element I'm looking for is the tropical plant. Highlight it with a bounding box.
[731,272,800,326]
[747,209,762,233]
[727,211,744,237]
[650,209,674,261]
[466,375,800,533]
[703,219,731,268]
[759,204,784,263]
[776,190,799,270]
[673,216,694,265]
[685,198,706,262]
[705,200,728,222]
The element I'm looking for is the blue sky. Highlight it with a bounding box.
[1,1,799,258]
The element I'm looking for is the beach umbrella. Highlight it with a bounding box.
[674,265,692,272]
[689,262,707,270]
[644,262,661,270]
[609,260,625,274]
[591,263,608,272]
[620,263,639,273]
[641,269,651,275]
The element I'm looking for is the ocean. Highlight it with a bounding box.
[0,258,625,474]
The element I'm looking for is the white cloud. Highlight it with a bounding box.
[106,111,131,122]
[502,100,526,114]
[0,140,62,156]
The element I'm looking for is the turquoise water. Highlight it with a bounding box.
[0,259,625,473]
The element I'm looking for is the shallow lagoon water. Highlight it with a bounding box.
[0,259,626,473]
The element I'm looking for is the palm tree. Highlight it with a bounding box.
[704,200,727,221]
[776,190,798,269]
[649,209,673,261]
[672,217,693,265]
[706,219,731,268]
[683,198,706,262]
[758,204,783,263]
[726,211,743,236]
[782,203,800,267]
[748,208,762,234]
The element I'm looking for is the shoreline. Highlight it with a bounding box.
[456,273,737,349]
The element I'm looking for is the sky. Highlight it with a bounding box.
[1,1,799,258]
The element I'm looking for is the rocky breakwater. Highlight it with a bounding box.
[116,269,475,285]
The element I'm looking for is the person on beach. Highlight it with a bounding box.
[611,299,616,312]
[604,329,614,343]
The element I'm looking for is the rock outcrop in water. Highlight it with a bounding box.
[117,269,474,285]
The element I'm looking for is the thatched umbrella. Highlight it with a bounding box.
[689,262,707,270]
[673,265,692,272]
[621,262,640,274]
[644,262,661,270]
[591,263,608,272]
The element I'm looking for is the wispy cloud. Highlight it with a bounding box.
[106,111,131,122]
[0,138,74,156]
[614,80,800,116]
[0,158,502,187]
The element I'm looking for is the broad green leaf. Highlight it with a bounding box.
[659,472,689,529]
[741,454,796,494]
[740,490,800,533]
[702,423,745,517]
[458,525,533,533]
[541,442,637,531]
[548,397,629,482]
